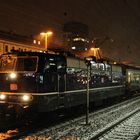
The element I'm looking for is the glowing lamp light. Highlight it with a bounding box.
[40,31,53,51]
[9,73,17,79]
[85,48,88,51]
[0,94,6,100]
[90,47,95,51]
[128,72,131,76]
[22,95,31,102]
[71,46,76,50]
[40,31,53,36]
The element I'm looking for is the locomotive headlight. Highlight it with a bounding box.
[9,72,17,79]
[22,95,32,102]
[0,94,6,100]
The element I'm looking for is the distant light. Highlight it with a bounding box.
[90,47,95,51]
[86,57,93,61]
[33,40,40,45]
[33,40,36,44]
[73,37,86,42]
[38,41,41,45]
[46,31,53,35]
[128,72,131,76]
[85,48,88,51]
[90,47,100,51]
[40,31,53,36]
[71,46,76,50]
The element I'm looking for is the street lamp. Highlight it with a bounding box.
[90,47,100,59]
[40,31,53,51]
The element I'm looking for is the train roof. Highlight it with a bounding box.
[2,51,57,57]
[2,50,140,71]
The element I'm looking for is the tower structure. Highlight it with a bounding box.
[63,21,89,52]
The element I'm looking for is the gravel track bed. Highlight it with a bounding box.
[19,96,140,140]
[98,110,140,140]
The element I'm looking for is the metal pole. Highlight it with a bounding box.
[86,64,90,125]
[45,34,48,51]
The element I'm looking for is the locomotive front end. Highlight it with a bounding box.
[0,53,39,116]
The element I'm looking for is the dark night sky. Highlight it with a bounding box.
[0,0,140,66]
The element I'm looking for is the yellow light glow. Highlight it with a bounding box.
[73,37,86,42]
[40,32,45,36]
[9,73,17,79]
[40,31,53,36]
[40,31,53,50]
[0,94,6,100]
[90,47,95,51]
[38,41,41,45]
[33,40,36,44]
[22,95,31,102]
[90,47,99,51]
[47,31,53,35]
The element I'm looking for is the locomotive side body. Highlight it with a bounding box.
[0,51,133,116]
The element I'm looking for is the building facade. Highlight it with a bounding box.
[63,21,89,52]
[0,31,46,55]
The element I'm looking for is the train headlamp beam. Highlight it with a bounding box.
[0,94,6,100]
[9,73,17,79]
[22,95,32,102]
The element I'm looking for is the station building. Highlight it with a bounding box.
[0,31,46,55]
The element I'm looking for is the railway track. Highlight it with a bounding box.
[1,95,140,140]
[18,96,140,140]
[91,109,140,140]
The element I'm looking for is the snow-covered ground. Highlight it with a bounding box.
[18,96,140,140]
[99,111,140,140]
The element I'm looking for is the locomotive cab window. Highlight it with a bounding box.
[0,55,38,72]
[15,56,38,72]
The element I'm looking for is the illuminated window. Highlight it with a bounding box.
[73,37,86,42]
[33,40,36,44]
[71,46,76,50]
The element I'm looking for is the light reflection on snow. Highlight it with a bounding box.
[0,129,18,140]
